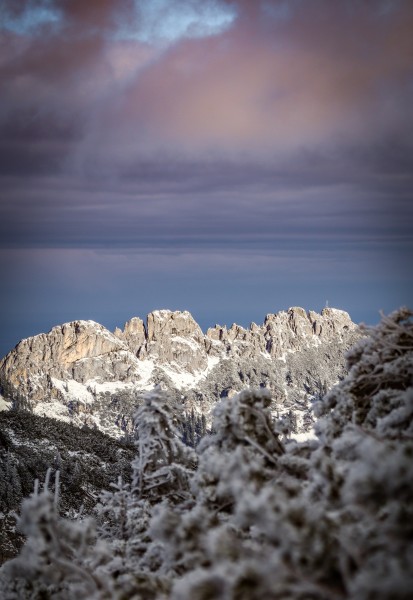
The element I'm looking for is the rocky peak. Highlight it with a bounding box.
[146,310,208,372]
[202,307,357,361]
[317,307,354,338]
[146,310,203,342]
[262,307,355,355]
[0,306,360,438]
[0,320,143,404]
[2,320,128,386]
[287,307,314,337]
[113,310,208,370]
[114,317,147,358]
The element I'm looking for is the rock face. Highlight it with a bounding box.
[1,321,142,402]
[114,317,146,358]
[146,310,208,372]
[205,307,354,360]
[0,307,360,438]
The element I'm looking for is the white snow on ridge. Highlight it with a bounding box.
[136,359,156,389]
[33,400,72,422]
[86,380,136,394]
[51,378,94,404]
[85,359,156,393]
[158,355,221,390]
[49,359,154,405]
[160,365,202,389]
[0,394,11,411]
[207,355,220,370]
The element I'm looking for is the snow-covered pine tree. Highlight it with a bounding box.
[314,306,413,440]
[0,470,113,599]
[192,387,285,511]
[171,308,413,599]
[132,390,197,505]
[309,307,413,598]
[92,390,198,596]
[95,474,169,599]
[147,388,288,591]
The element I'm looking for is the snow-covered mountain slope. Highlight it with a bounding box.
[0,307,361,438]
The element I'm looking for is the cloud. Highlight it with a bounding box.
[125,0,237,43]
[0,0,412,177]
[1,153,411,254]
[53,0,413,173]
[0,0,412,355]
[1,0,134,34]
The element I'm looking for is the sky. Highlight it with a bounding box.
[1,0,412,357]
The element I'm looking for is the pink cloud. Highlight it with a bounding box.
[67,0,412,167]
[1,0,412,170]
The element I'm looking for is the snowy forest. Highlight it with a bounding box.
[0,308,412,599]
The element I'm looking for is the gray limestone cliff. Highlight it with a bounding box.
[0,307,361,438]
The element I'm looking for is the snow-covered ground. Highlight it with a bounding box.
[0,394,11,411]
[160,356,220,390]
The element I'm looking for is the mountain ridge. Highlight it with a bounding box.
[0,306,361,438]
